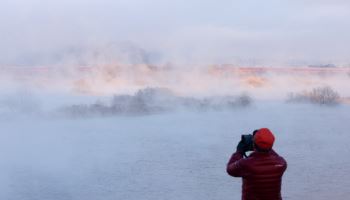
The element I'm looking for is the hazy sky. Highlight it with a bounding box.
[1,0,349,66]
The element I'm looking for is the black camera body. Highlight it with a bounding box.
[241,134,254,152]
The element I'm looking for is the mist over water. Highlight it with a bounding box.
[1,101,350,200]
[1,61,349,200]
[0,63,349,120]
[1,0,350,199]
[1,0,350,66]
[1,59,350,200]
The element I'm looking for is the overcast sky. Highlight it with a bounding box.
[1,0,349,66]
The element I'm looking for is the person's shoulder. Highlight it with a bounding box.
[270,150,287,166]
[270,149,283,157]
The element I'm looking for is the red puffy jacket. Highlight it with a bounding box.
[226,150,287,200]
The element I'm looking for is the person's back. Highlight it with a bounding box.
[226,128,287,200]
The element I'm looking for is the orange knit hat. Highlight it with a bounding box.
[253,128,275,150]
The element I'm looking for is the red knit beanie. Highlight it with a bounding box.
[253,128,275,150]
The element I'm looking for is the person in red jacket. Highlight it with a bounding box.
[226,128,287,200]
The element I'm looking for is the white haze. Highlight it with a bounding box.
[0,0,350,66]
[0,1,350,199]
[1,65,349,102]
[0,64,349,200]
[0,103,350,200]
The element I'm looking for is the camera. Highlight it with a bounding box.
[241,134,254,152]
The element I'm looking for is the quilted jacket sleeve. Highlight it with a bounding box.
[226,151,247,177]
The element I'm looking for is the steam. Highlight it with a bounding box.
[1,0,350,66]
[1,1,350,200]
[2,63,350,97]
[60,88,252,117]
[1,64,349,119]
[0,0,350,116]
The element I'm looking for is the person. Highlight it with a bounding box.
[226,128,287,200]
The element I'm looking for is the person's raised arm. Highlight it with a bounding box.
[226,139,249,177]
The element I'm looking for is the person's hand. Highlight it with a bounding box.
[236,139,248,154]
